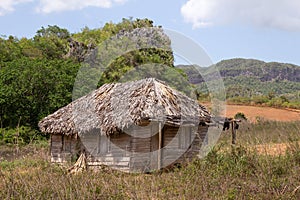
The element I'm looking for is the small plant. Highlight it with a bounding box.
[234,112,247,120]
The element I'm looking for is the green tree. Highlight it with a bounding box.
[0,57,80,128]
[33,25,71,59]
[19,37,43,58]
[0,18,193,145]
[0,36,22,63]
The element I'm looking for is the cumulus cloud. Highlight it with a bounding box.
[36,0,127,13]
[0,0,32,16]
[0,0,127,15]
[181,0,300,31]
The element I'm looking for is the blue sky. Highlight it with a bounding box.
[1,0,300,66]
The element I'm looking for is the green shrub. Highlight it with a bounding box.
[0,126,47,145]
[234,112,247,120]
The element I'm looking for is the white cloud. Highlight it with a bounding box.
[181,0,300,31]
[0,0,32,16]
[36,0,127,13]
[0,0,127,16]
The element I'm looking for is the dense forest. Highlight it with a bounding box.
[178,58,300,109]
[0,18,184,144]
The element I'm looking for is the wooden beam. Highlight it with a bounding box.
[231,121,237,145]
[158,122,162,170]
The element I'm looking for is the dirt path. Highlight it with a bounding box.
[204,104,300,122]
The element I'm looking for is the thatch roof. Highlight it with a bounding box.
[38,78,211,136]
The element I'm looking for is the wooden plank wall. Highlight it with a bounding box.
[49,124,209,172]
[175,125,208,165]
[95,134,131,172]
[80,133,99,156]
[161,126,188,167]
[161,125,208,167]
[50,135,63,163]
[129,125,153,172]
[50,134,79,163]
[83,132,131,172]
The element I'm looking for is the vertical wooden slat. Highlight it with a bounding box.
[50,135,52,157]
[158,122,162,169]
[187,127,191,147]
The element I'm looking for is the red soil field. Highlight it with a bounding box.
[224,105,300,122]
[202,103,300,122]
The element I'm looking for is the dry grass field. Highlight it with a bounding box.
[0,106,300,199]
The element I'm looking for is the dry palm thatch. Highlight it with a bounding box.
[68,153,87,174]
[38,78,210,136]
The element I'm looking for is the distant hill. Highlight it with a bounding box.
[177,58,300,98]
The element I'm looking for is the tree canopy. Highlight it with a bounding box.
[0,18,190,144]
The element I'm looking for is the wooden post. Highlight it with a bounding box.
[158,122,162,170]
[231,121,236,145]
[231,120,240,145]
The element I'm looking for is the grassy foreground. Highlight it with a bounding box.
[0,121,300,199]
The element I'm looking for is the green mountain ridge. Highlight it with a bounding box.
[177,58,300,98]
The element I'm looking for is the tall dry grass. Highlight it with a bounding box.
[0,121,299,199]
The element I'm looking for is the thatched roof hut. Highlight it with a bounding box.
[39,78,211,172]
[39,78,210,135]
